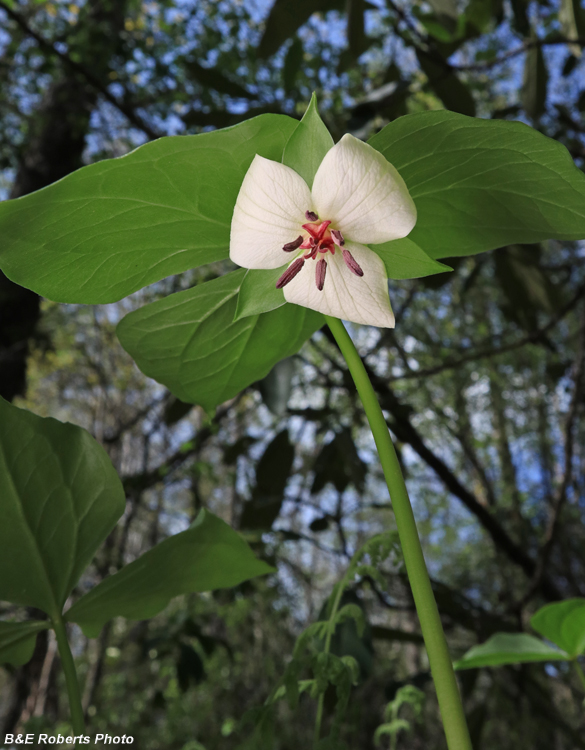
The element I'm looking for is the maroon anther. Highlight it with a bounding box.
[305,210,319,221]
[315,259,327,291]
[276,257,305,289]
[331,229,345,247]
[283,235,304,252]
[342,249,363,277]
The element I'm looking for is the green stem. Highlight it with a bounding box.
[574,660,585,694]
[390,707,398,750]
[313,581,346,747]
[325,316,472,750]
[52,614,85,735]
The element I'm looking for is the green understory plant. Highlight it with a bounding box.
[2,93,585,747]
[241,533,401,749]
[0,396,272,735]
[455,598,585,703]
[374,685,426,749]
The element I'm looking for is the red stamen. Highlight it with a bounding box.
[342,249,363,277]
[315,259,327,291]
[282,235,303,252]
[276,257,305,288]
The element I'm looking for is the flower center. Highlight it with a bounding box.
[276,210,364,291]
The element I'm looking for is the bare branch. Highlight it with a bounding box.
[385,280,585,383]
[452,36,585,72]
[0,0,161,140]
[522,303,585,601]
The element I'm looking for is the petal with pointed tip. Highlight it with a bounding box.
[282,241,394,327]
[230,156,312,269]
[312,134,416,245]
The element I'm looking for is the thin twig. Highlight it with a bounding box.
[452,36,585,72]
[385,281,585,382]
[0,0,160,140]
[522,303,585,603]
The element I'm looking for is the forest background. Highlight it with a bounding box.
[0,0,584,748]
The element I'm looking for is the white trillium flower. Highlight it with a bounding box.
[229,134,417,328]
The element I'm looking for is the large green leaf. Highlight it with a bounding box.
[0,114,297,304]
[0,621,50,666]
[368,110,585,260]
[0,398,125,618]
[453,633,570,670]
[530,599,585,658]
[117,270,323,412]
[65,510,274,637]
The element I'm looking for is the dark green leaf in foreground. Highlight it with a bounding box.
[368,110,585,260]
[0,114,297,304]
[0,621,50,666]
[453,632,570,670]
[0,398,125,618]
[530,598,585,658]
[117,270,323,412]
[65,510,274,638]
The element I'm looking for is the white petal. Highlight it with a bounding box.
[282,241,395,328]
[311,134,416,245]
[230,155,312,270]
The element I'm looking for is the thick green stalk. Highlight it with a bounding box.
[52,614,85,735]
[325,316,472,750]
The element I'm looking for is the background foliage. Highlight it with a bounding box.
[0,0,585,748]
